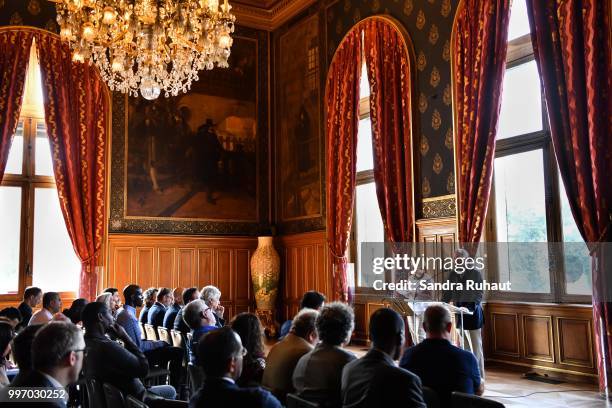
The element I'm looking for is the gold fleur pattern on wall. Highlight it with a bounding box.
[433,153,443,174]
[445,127,453,149]
[430,66,440,87]
[416,10,426,30]
[353,8,361,24]
[422,177,431,198]
[10,12,23,25]
[432,109,441,130]
[0,0,5,9]
[418,93,428,113]
[417,51,427,71]
[443,84,452,105]
[336,19,343,35]
[441,0,451,17]
[421,135,430,156]
[45,19,58,32]
[403,0,413,16]
[428,24,439,45]
[447,171,455,194]
[443,40,450,61]
[428,0,435,4]
[344,0,352,12]
[371,0,381,13]
[27,0,41,15]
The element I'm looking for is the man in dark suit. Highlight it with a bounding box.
[16,286,42,330]
[4,322,85,407]
[163,287,184,331]
[139,287,158,324]
[189,327,282,408]
[148,287,173,328]
[342,308,426,408]
[174,287,200,334]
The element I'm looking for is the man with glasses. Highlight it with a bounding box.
[190,327,281,408]
[182,299,218,365]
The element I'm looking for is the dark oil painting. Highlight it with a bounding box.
[278,15,322,221]
[125,37,258,221]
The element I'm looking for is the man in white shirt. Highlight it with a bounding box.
[29,292,65,326]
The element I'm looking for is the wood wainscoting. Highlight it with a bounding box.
[105,234,258,321]
[484,302,596,382]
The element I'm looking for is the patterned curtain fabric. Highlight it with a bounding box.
[0,29,34,181]
[363,18,415,243]
[527,0,612,394]
[325,29,362,302]
[452,0,511,250]
[36,33,108,300]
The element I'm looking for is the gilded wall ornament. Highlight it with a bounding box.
[0,1,5,9]
[371,0,381,13]
[447,171,455,194]
[421,135,430,156]
[441,0,452,18]
[422,177,431,198]
[45,19,58,33]
[416,10,426,30]
[433,153,443,174]
[403,0,413,16]
[443,40,450,61]
[445,127,453,150]
[10,12,23,25]
[428,24,439,45]
[353,8,361,24]
[418,93,428,113]
[417,51,427,71]
[423,196,456,218]
[432,109,441,130]
[344,0,352,12]
[430,66,440,87]
[27,0,41,15]
[336,19,343,35]
[443,83,452,105]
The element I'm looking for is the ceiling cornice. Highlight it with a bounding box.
[230,0,317,31]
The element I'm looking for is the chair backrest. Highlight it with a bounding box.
[286,393,321,408]
[157,327,172,345]
[188,364,205,393]
[170,329,185,349]
[139,322,147,340]
[144,324,158,341]
[452,392,505,408]
[85,378,107,408]
[103,382,126,408]
[125,395,148,408]
[422,386,441,408]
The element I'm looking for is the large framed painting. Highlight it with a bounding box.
[276,13,325,233]
[109,27,269,235]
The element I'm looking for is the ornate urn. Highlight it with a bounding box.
[250,236,280,337]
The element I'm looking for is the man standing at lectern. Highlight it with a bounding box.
[442,248,485,381]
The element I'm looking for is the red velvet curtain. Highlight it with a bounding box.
[527,0,612,395]
[0,29,34,181]
[452,0,511,250]
[325,29,362,302]
[363,19,415,243]
[36,34,108,300]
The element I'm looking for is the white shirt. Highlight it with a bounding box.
[29,309,53,326]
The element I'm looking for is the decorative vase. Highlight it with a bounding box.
[250,236,280,337]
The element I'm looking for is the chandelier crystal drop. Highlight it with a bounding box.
[55,0,236,99]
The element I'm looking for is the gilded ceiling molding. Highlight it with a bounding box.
[231,0,317,30]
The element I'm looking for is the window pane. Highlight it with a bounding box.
[360,62,370,99]
[35,123,54,176]
[5,122,24,175]
[507,0,531,41]
[559,173,592,295]
[356,117,374,172]
[33,188,80,293]
[0,186,22,294]
[498,60,543,139]
[494,149,550,293]
[356,182,384,287]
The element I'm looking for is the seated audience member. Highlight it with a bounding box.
[183,299,217,365]
[230,313,266,387]
[0,308,22,329]
[342,308,426,408]
[95,292,117,319]
[190,327,282,408]
[0,322,15,387]
[81,302,176,402]
[293,302,357,408]
[12,322,85,407]
[175,287,200,334]
[9,324,43,385]
[163,287,184,331]
[200,285,225,327]
[262,309,319,402]
[148,287,173,328]
[400,305,483,406]
[29,292,66,325]
[280,291,325,338]
[62,298,89,325]
[103,287,123,316]
[117,285,183,390]
[139,287,158,324]
[17,287,42,330]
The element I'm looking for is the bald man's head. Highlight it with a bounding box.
[423,305,452,336]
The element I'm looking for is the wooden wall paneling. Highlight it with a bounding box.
[136,248,155,291]
[491,312,520,357]
[522,315,554,362]
[177,248,196,290]
[197,249,214,289]
[216,249,234,318]
[157,248,175,289]
[557,317,594,369]
[111,247,133,293]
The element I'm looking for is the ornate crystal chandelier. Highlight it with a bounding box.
[55,0,236,100]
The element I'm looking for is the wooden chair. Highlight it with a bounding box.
[85,378,107,408]
[144,324,158,341]
[170,329,185,349]
[422,386,441,408]
[102,382,126,408]
[157,327,172,345]
[286,393,321,408]
[139,322,147,340]
[452,392,505,408]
